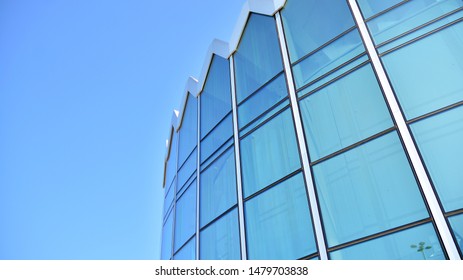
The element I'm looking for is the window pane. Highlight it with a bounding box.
[161,211,173,260]
[245,173,317,260]
[448,214,463,254]
[200,56,232,137]
[201,114,233,163]
[174,181,196,251]
[410,106,463,212]
[300,64,393,161]
[200,209,240,260]
[238,74,288,128]
[165,130,178,188]
[174,237,195,260]
[234,14,283,102]
[177,149,197,192]
[178,95,198,166]
[367,0,463,45]
[292,29,364,89]
[240,109,301,197]
[281,0,355,62]
[200,147,237,227]
[381,20,463,120]
[357,0,404,19]
[330,223,445,260]
[313,132,429,247]
[163,178,175,218]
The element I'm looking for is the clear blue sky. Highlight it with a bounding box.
[0,0,245,259]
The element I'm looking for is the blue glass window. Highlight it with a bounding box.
[161,211,173,260]
[238,74,288,128]
[240,109,301,197]
[448,214,463,254]
[174,181,196,251]
[313,132,429,247]
[200,114,233,163]
[330,223,445,260]
[281,0,355,62]
[382,21,463,120]
[234,14,283,103]
[178,94,198,166]
[200,209,240,260]
[200,147,237,227]
[200,56,232,138]
[357,0,404,19]
[300,64,393,161]
[245,173,317,260]
[174,237,195,260]
[165,129,178,189]
[177,149,197,192]
[410,106,463,212]
[367,0,463,45]
[163,178,175,218]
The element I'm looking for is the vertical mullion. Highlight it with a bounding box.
[275,12,329,260]
[170,129,179,260]
[196,96,201,260]
[230,55,248,260]
[347,0,461,260]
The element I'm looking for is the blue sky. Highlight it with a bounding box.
[0,0,245,259]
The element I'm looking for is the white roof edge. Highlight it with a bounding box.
[175,77,198,131]
[229,0,287,55]
[197,39,230,94]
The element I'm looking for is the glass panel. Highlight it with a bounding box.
[234,13,283,103]
[240,109,301,197]
[165,130,178,188]
[410,106,463,212]
[174,180,196,251]
[300,64,393,161]
[200,56,232,138]
[313,132,429,247]
[201,138,234,172]
[357,0,404,19]
[245,173,317,260]
[177,149,197,192]
[163,178,175,218]
[239,100,290,138]
[174,237,196,260]
[200,209,240,260]
[368,0,463,45]
[238,74,288,128]
[292,29,364,89]
[161,211,174,260]
[448,214,463,254]
[281,0,355,62]
[201,114,233,163]
[330,223,445,260]
[382,21,463,119]
[178,95,198,166]
[200,147,237,227]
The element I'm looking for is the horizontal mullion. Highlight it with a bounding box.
[177,146,197,172]
[200,111,232,141]
[239,103,291,140]
[199,205,238,232]
[236,71,284,106]
[364,0,410,22]
[445,208,463,218]
[243,169,302,202]
[200,143,234,174]
[407,100,463,125]
[239,97,289,133]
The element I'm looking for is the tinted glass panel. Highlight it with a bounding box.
[174,181,196,251]
[357,0,404,18]
[410,106,463,212]
[161,211,173,260]
[200,209,240,260]
[165,130,178,188]
[200,147,237,227]
[382,20,463,120]
[201,114,233,162]
[292,29,364,89]
[240,109,301,197]
[313,132,429,247]
[234,14,283,102]
[238,74,288,128]
[330,223,445,260]
[281,0,355,62]
[163,178,175,218]
[368,0,463,45]
[300,64,393,161]
[177,149,197,192]
[178,95,198,166]
[448,214,463,254]
[174,237,195,260]
[245,173,317,260]
[201,56,231,138]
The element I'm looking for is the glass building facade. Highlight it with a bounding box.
[161,0,463,260]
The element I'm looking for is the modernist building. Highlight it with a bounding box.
[161,0,463,260]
